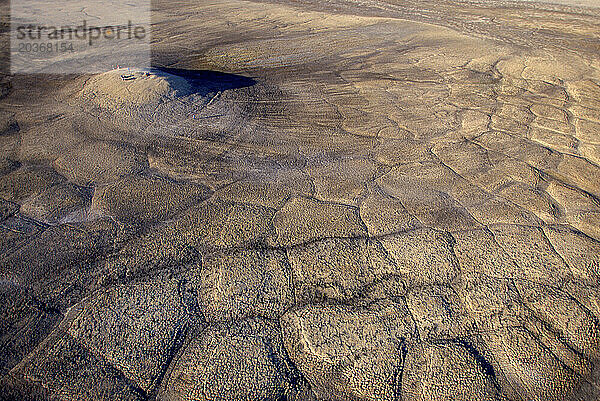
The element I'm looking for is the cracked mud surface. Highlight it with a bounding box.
[1,0,600,399]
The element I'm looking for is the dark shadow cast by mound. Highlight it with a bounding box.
[154,67,256,96]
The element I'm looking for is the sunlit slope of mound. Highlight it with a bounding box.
[81,68,192,111]
[76,68,200,134]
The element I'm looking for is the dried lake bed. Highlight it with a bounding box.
[1,0,600,400]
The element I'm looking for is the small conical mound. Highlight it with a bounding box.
[80,68,192,111]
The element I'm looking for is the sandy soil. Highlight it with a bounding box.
[517,0,599,7]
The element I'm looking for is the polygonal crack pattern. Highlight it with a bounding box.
[1,0,600,400]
